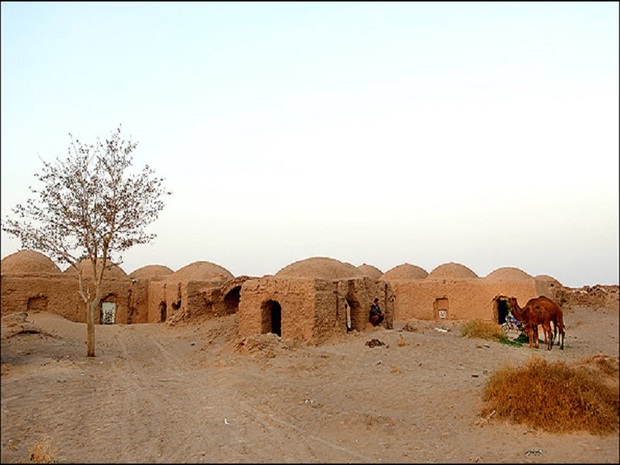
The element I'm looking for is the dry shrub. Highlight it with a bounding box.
[460,320,505,342]
[481,356,619,435]
[28,437,58,463]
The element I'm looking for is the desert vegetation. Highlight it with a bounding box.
[28,437,58,464]
[1,295,618,463]
[481,355,619,435]
[460,319,506,342]
[460,319,619,435]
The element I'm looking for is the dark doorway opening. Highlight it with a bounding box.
[223,287,241,315]
[261,300,282,336]
[496,296,510,324]
[159,302,167,323]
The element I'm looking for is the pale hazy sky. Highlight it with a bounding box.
[1,2,618,288]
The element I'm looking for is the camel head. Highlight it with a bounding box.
[507,297,518,312]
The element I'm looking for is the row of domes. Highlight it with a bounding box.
[1,250,549,283]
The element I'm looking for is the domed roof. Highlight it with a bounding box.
[276,257,364,280]
[64,258,129,279]
[357,263,383,279]
[535,274,562,287]
[381,263,429,280]
[170,261,233,281]
[428,262,478,279]
[1,250,61,274]
[129,264,174,280]
[486,267,533,281]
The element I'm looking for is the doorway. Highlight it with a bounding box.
[101,302,116,325]
[495,296,511,324]
[345,301,352,332]
[159,302,167,323]
[434,298,449,319]
[345,296,363,332]
[223,286,241,315]
[260,300,282,336]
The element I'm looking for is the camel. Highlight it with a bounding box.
[508,297,551,349]
[507,296,565,350]
[530,295,565,350]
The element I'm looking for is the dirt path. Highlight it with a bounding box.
[1,305,618,463]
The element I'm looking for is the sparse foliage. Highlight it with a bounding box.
[1,125,171,356]
[481,356,619,435]
[28,437,58,463]
[460,320,527,347]
[460,320,506,342]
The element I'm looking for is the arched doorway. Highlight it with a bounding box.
[260,300,282,336]
[223,287,241,315]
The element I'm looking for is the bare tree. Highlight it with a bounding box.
[2,125,171,356]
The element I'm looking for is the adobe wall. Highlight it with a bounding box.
[184,281,218,321]
[387,277,538,322]
[1,273,133,324]
[332,278,394,333]
[98,278,133,324]
[2,274,77,320]
[145,281,170,323]
[145,279,192,324]
[239,277,393,344]
[145,279,237,324]
[239,277,317,342]
[312,279,339,341]
[128,278,150,323]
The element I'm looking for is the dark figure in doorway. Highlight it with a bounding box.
[369,298,384,326]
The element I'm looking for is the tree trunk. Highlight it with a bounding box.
[87,300,97,357]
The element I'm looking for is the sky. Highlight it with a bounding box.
[1,2,618,288]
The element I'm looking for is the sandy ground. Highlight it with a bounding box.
[1,302,618,464]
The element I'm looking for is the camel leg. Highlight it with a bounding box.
[550,326,554,350]
[524,324,532,348]
[542,323,552,350]
[528,325,539,349]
